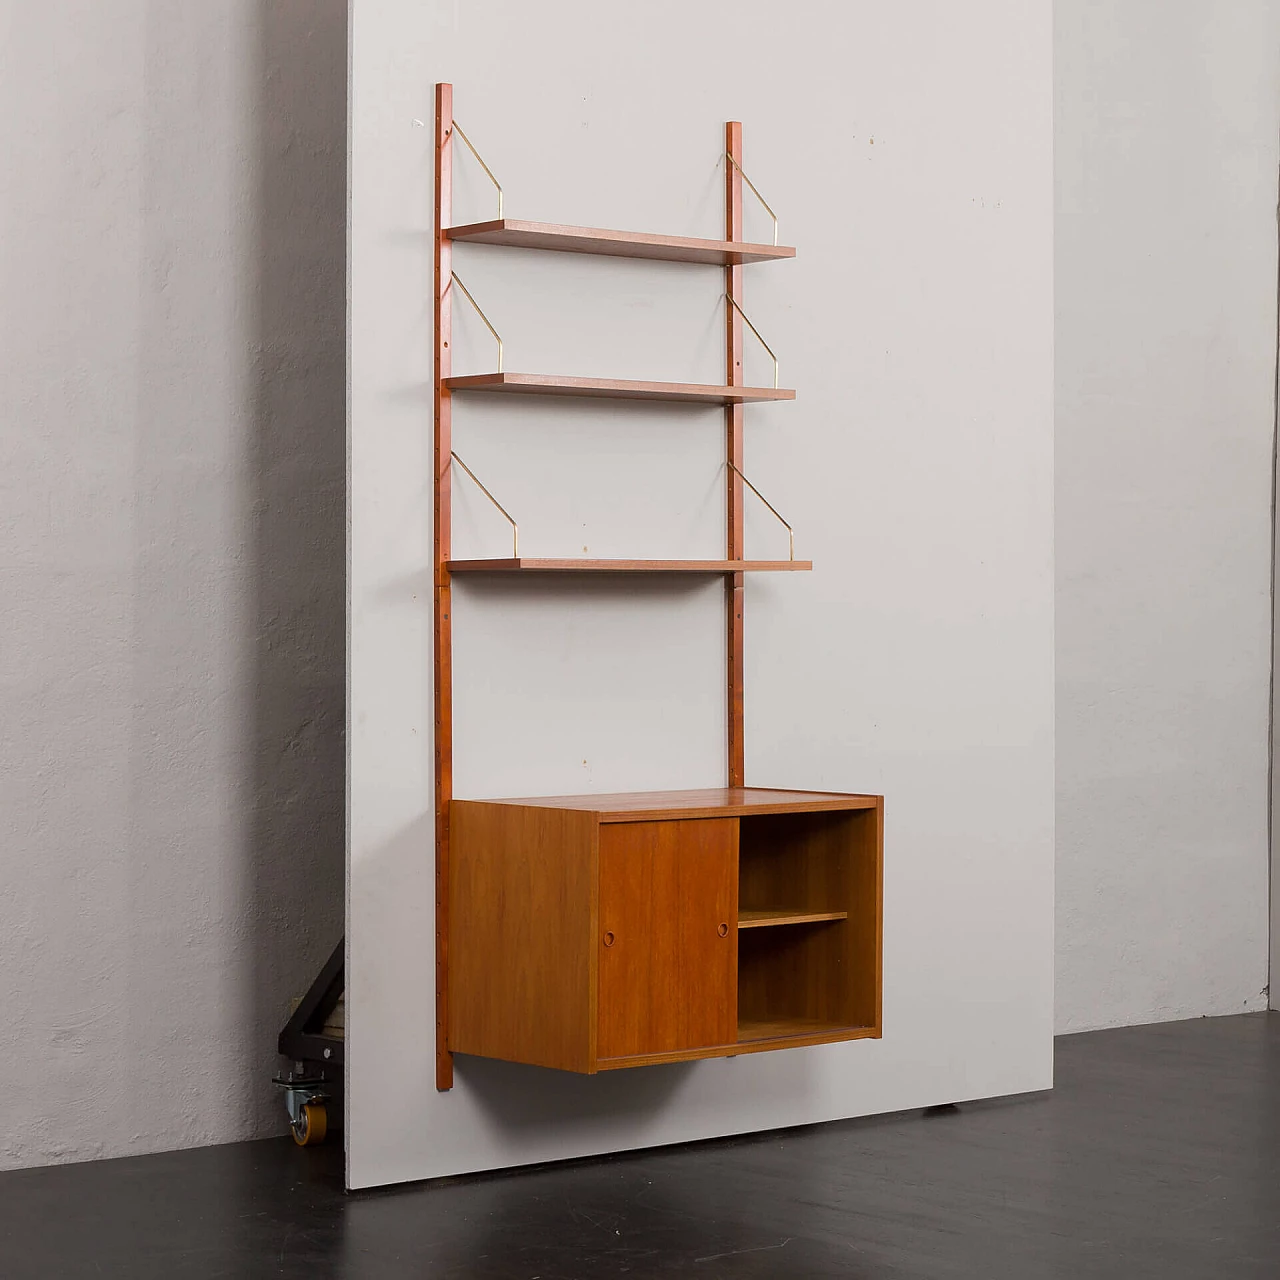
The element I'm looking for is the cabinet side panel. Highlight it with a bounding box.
[855,799,884,1035]
[449,802,595,1072]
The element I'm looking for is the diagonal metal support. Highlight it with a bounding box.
[728,460,795,561]
[451,451,519,557]
[447,119,503,218]
[724,294,779,388]
[447,272,504,372]
[724,151,779,245]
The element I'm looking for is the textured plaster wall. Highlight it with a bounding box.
[1056,0,1280,1032]
[0,2,346,1169]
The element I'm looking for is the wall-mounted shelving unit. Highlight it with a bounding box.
[433,84,882,1089]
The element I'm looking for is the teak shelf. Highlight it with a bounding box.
[445,372,795,404]
[483,787,876,820]
[432,85,883,1090]
[446,557,812,574]
[446,218,797,265]
[738,909,850,929]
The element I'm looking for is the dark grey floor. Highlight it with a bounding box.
[3,1013,1279,1278]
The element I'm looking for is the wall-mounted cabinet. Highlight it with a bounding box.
[449,788,883,1073]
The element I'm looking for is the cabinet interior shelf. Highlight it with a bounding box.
[737,909,849,929]
[446,218,797,265]
[737,1018,863,1044]
[596,1021,877,1069]
[444,372,795,405]
[446,557,813,574]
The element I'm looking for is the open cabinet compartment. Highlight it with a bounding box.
[737,808,882,1043]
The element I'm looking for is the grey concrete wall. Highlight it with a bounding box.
[1056,0,1280,1032]
[0,1,346,1169]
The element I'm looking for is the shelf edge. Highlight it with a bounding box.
[443,373,796,405]
[737,910,850,929]
[446,558,812,573]
[595,1025,879,1070]
[445,218,797,264]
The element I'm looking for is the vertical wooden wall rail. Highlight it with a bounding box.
[434,82,455,1091]
[725,122,745,788]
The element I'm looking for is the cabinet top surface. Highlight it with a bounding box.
[454,787,880,822]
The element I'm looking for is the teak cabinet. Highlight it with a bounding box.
[450,788,883,1073]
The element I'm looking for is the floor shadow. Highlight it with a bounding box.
[245,0,347,1135]
[454,1053,696,1138]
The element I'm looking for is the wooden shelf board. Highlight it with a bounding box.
[444,372,795,404]
[737,909,849,930]
[455,788,880,823]
[446,218,796,265]
[446,557,811,574]
[737,1017,864,1044]
[594,1023,876,1070]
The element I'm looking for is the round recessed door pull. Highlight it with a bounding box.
[603,930,616,947]
[717,922,729,938]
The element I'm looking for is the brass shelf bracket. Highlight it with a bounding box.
[447,120,503,218]
[724,152,778,245]
[448,272,504,372]
[724,294,779,389]
[450,451,519,557]
[727,460,795,561]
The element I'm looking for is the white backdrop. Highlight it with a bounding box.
[1056,0,1279,1032]
[349,0,1054,1189]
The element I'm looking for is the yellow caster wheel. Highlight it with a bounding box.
[292,1102,327,1147]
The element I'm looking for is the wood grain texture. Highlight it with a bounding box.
[466,787,880,821]
[448,790,881,1073]
[597,1025,877,1070]
[739,810,854,916]
[445,218,795,265]
[597,820,738,1059]
[738,806,883,1035]
[736,1017,853,1041]
[725,120,746,788]
[856,797,885,1036]
[449,801,599,1072]
[738,909,849,929]
[444,372,795,404]
[445,558,811,573]
[738,925,851,1029]
[433,81,455,1091]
